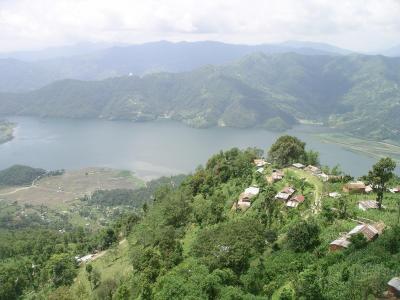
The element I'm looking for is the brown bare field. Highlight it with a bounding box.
[0,167,143,207]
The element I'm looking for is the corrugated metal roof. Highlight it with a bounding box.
[330,237,351,248]
[388,277,400,291]
[348,224,379,241]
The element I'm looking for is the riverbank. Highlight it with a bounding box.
[0,120,15,144]
[314,132,400,162]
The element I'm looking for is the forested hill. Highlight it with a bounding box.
[0,40,350,93]
[1,137,400,299]
[1,53,400,141]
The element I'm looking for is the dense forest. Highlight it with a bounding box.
[1,136,399,299]
[1,53,400,141]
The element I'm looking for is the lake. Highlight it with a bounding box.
[0,117,385,179]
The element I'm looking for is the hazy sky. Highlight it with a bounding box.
[0,0,399,52]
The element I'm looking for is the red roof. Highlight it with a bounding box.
[292,195,305,203]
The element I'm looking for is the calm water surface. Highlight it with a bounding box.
[0,117,384,179]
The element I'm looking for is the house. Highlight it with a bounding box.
[233,186,260,211]
[318,173,329,182]
[256,167,264,174]
[348,224,380,241]
[292,163,305,169]
[254,159,267,167]
[275,187,295,201]
[358,200,380,211]
[305,165,321,174]
[329,192,341,198]
[388,277,400,298]
[329,223,383,251]
[233,193,252,210]
[286,195,305,208]
[329,237,351,251]
[76,254,94,264]
[365,185,373,193]
[343,181,366,193]
[271,170,284,182]
[292,195,305,203]
[275,192,291,201]
[389,187,400,193]
[282,186,295,196]
[244,186,260,196]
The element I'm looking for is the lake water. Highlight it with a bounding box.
[0,117,383,179]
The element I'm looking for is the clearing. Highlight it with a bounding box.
[0,167,144,207]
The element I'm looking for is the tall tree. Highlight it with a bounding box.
[366,157,396,209]
[268,136,306,167]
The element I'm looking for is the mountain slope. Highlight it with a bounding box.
[1,53,400,140]
[0,41,351,92]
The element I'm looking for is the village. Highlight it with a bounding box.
[232,157,400,298]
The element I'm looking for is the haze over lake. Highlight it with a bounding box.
[0,117,382,179]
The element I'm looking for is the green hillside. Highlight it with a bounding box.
[0,53,400,140]
[0,137,396,299]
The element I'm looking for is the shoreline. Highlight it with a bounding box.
[314,132,400,162]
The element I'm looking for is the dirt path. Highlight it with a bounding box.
[91,239,127,262]
[288,168,323,214]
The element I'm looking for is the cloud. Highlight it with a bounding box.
[0,0,399,52]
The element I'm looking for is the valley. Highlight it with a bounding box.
[1,53,400,143]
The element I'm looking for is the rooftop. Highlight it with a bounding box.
[388,277,400,291]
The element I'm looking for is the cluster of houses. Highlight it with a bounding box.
[292,163,329,182]
[275,186,305,208]
[329,222,384,251]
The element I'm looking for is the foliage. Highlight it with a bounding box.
[287,220,320,252]
[366,157,396,208]
[268,135,306,167]
[0,165,46,186]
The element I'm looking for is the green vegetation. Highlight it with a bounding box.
[1,136,400,299]
[0,120,14,144]
[365,157,396,209]
[2,53,400,142]
[268,135,319,167]
[0,165,46,186]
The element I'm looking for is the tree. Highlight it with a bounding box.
[287,221,320,252]
[304,150,320,166]
[279,287,294,300]
[114,283,131,300]
[366,157,396,209]
[295,267,324,300]
[268,136,306,167]
[259,185,278,228]
[45,253,77,287]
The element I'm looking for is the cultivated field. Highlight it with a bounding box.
[0,167,144,207]
[315,132,400,162]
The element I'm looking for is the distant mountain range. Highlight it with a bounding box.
[0,40,354,92]
[1,52,399,142]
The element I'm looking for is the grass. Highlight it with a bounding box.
[70,240,132,299]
